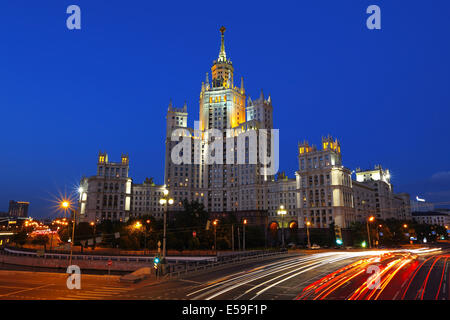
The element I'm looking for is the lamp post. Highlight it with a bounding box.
[144,219,150,255]
[90,221,96,250]
[133,221,142,251]
[277,205,287,248]
[377,224,382,247]
[159,189,174,265]
[243,219,247,251]
[212,219,218,255]
[60,200,77,266]
[366,216,375,249]
[306,221,311,248]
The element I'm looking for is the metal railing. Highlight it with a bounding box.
[165,250,289,279]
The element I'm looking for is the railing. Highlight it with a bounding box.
[165,249,289,279]
[1,247,216,264]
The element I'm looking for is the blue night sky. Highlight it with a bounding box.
[1,1,449,218]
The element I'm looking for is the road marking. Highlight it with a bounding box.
[93,288,129,292]
[178,279,203,285]
[393,291,399,300]
[0,284,53,297]
[62,296,102,300]
[401,279,408,288]
[63,294,105,299]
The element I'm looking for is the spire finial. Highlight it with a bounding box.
[218,26,227,61]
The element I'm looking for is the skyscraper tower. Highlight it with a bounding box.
[199,26,246,131]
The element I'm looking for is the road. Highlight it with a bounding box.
[0,246,448,300]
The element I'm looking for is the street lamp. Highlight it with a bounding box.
[277,205,287,248]
[60,200,76,265]
[243,219,248,251]
[306,221,311,248]
[366,216,375,249]
[90,221,96,250]
[159,189,174,266]
[144,219,151,255]
[212,219,218,255]
[133,221,144,253]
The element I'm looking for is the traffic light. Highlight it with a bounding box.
[334,224,343,245]
[153,256,160,269]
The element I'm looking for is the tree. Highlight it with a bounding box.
[32,234,49,252]
[12,230,28,247]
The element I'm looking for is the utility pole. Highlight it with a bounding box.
[243,219,247,251]
[237,226,241,251]
[69,209,76,266]
[231,224,234,252]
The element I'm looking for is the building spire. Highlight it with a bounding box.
[218,26,227,62]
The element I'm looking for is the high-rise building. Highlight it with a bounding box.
[164,26,274,219]
[295,136,354,228]
[78,27,412,231]
[8,200,29,218]
[79,152,132,222]
[354,165,411,220]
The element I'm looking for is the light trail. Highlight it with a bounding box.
[187,250,393,300]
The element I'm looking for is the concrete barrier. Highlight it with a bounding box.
[120,267,152,283]
[0,253,149,272]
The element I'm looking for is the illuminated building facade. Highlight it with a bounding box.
[8,200,29,218]
[164,26,274,217]
[79,152,133,222]
[78,27,411,231]
[354,165,411,220]
[295,136,355,228]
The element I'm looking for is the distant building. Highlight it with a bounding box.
[354,166,411,221]
[412,211,449,228]
[410,197,435,212]
[8,201,29,218]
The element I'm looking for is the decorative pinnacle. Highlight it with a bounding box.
[218,26,227,61]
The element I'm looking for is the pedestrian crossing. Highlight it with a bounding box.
[58,285,131,300]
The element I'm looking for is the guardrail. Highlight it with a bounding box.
[1,247,216,265]
[165,250,289,279]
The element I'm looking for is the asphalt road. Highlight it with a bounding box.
[0,247,448,300]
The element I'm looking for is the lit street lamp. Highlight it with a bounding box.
[366,216,375,249]
[159,189,174,266]
[277,205,287,248]
[60,200,76,265]
[144,219,151,255]
[212,219,218,255]
[90,221,96,250]
[243,219,247,251]
[306,221,311,248]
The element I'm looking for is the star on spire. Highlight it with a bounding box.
[218,26,227,62]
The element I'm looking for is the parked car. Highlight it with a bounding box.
[310,244,320,249]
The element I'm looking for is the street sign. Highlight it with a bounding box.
[107,260,112,266]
